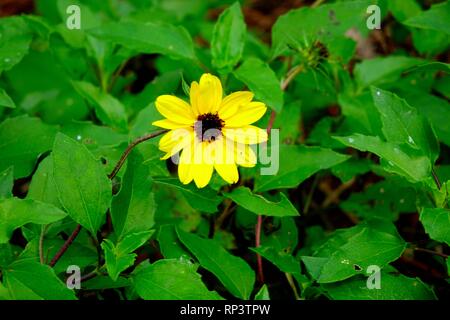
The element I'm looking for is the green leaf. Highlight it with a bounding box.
[255,284,270,300]
[354,56,424,89]
[224,187,299,217]
[0,88,15,108]
[334,134,431,183]
[311,223,406,283]
[323,270,436,300]
[252,246,300,275]
[211,2,246,72]
[0,116,58,179]
[157,225,191,259]
[371,87,439,162]
[132,259,222,300]
[103,230,154,281]
[255,145,350,192]
[420,208,450,245]
[153,177,222,214]
[89,21,196,60]
[72,81,128,131]
[234,57,283,112]
[3,260,76,300]
[52,133,111,235]
[0,167,13,200]
[177,229,255,299]
[0,198,67,243]
[401,91,450,147]
[404,1,450,35]
[0,17,32,73]
[27,157,60,208]
[271,0,377,58]
[111,150,155,239]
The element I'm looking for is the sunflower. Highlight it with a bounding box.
[153,73,268,188]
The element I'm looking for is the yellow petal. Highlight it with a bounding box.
[223,125,268,144]
[234,142,257,167]
[218,91,254,120]
[152,119,190,129]
[155,95,195,124]
[189,81,201,116]
[178,144,194,184]
[191,74,223,115]
[191,142,214,188]
[159,129,193,159]
[215,163,238,184]
[224,101,267,127]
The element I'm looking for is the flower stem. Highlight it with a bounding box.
[108,130,168,180]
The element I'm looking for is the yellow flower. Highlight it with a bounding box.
[153,73,268,188]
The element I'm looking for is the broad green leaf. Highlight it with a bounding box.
[255,284,270,300]
[234,57,283,112]
[52,133,111,235]
[401,91,450,147]
[103,231,154,281]
[255,145,350,192]
[271,0,378,58]
[89,21,196,60]
[404,62,450,74]
[157,225,191,259]
[404,1,450,34]
[334,134,431,183]
[311,223,406,283]
[338,92,382,136]
[61,121,128,149]
[153,177,222,214]
[27,157,60,208]
[252,246,300,275]
[72,81,128,131]
[0,88,15,108]
[224,187,299,217]
[420,208,450,245]
[0,17,32,73]
[132,259,222,300]
[211,2,246,72]
[372,87,439,162]
[3,260,76,300]
[388,0,421,22]
[111,150,155,239]
[323,270,436,300]
[0,167,13,199]
[0,198,67,243]
[354,56,424,89]
[0,116,58,178]
[177,229,255,299]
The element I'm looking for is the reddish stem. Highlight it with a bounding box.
[255,215,264,283]
[49,224,82,267]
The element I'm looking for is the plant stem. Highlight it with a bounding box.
[285,273,301,300]
[431,168,442,190]
[413,247,448,259]
[108,130,168,180]
[49,224,82,267]
[39,225,49,264]
[255,215,264,283]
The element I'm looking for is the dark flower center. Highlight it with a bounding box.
[194,113,224,142]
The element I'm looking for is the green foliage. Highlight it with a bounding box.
[52,133,111,234]
[0,0,448,302]
[132,259,222,300]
